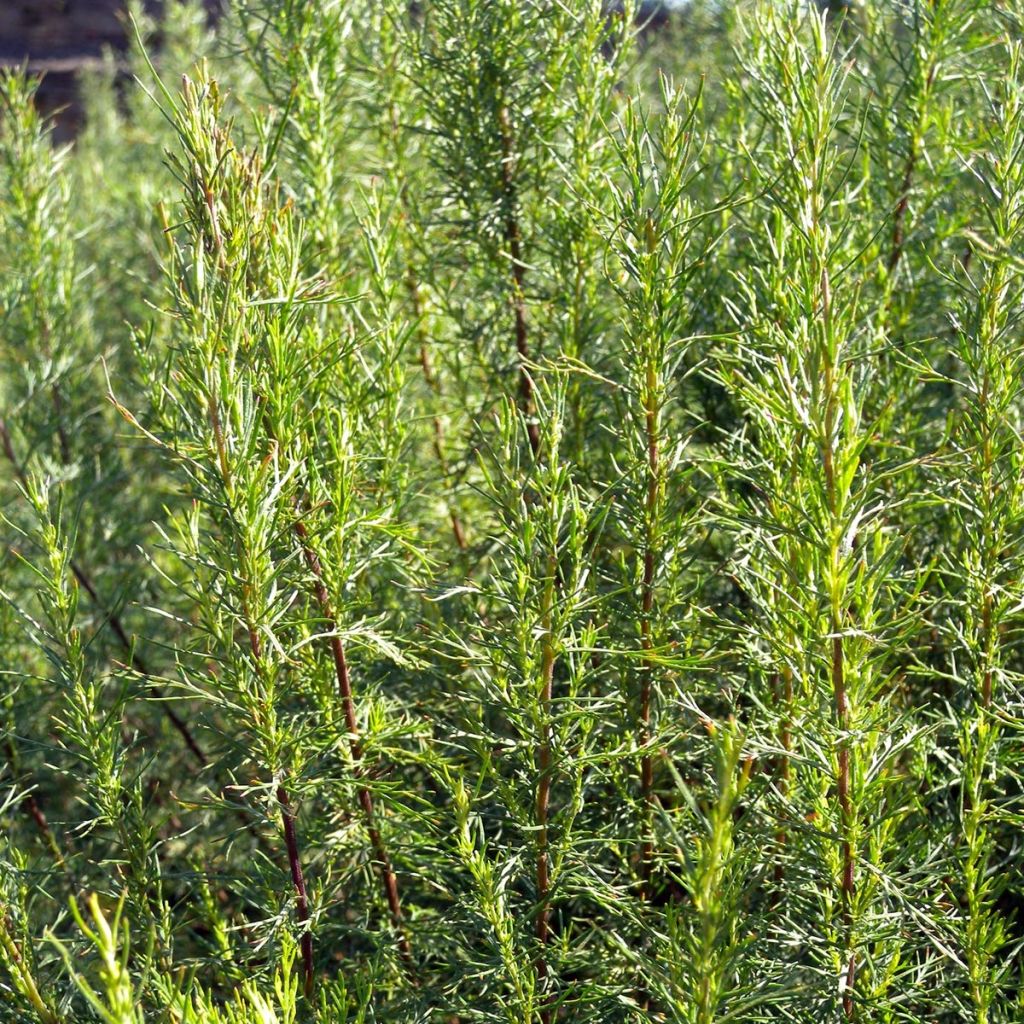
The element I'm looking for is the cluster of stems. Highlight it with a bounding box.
[1,2,1024,1023]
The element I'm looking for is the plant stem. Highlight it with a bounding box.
[237,585,316,999]
[832,625,855,1021]
[887,138,917,275]
[2,737,68,872]
[0,913,59,1024]
[384,76,467,552]
[0,417,209,769]
[412,286,467,551]
[772,666,793,892]
[277,783,315,1000]
[639,359,658,903]
[535,560,556,1024]
[886,63,936,275]
[820,257,856,1020]
[291,516,414,971]
[497,106,539,458]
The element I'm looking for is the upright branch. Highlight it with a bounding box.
[378,17,467,550]
[497,105,539,458]
[276,783,315,998]
[415,333,468,550]
[771,664,794,892]
[883,0,945,278]
[719,8,918,1015]
[127,70,342,999]
[637,217,661,902]
[606,86,708,916]
[942,38,1024,1021]
[818,254,856,1018]
[291,516,413,969]
[0,418,208,768]
[211,398,317,1000]
[534,556,557,1024]
[0,913,59,1024]
[887,137,918,275]
[673,718,754,1024]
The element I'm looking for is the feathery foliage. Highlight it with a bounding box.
[3,1,1024,1021]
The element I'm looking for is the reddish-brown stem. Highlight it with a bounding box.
[71,561,209,767]
[844,952,857,1021]
[497,107,539,458]
[49,388,71,467]
[384,81,467,552]
[277,783,315,1000]
[291,517,414,971]
[887,138,917,275]
[19,788,52,845]
[2,737,68,872]
[242,606,316,997]
[0,417,210,769]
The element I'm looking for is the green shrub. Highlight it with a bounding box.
[2,1,1023,1020]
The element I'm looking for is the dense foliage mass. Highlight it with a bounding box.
[1,0,1023,1020]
